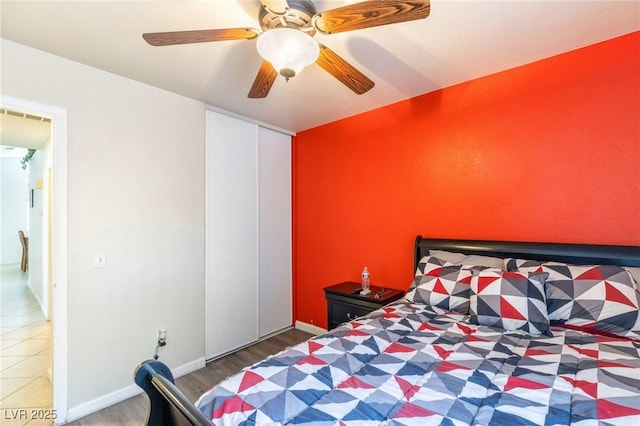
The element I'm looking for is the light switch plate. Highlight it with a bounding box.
[94,252,106,269]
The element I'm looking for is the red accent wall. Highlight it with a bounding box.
[293,32,640,329]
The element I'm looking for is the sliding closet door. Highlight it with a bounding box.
[205,110,258,360]
[258,127,292,337]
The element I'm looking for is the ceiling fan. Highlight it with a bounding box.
[143,0,430,98]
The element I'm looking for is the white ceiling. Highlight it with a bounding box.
[0,110,51,150]
[1,0,638,133]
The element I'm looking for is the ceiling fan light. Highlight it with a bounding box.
[257,28,319,80]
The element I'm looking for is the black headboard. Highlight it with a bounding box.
[414,235,640,271]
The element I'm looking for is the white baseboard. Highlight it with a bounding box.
[27,283,48,320]
[295,320,327,336]
[63,357,206,424]
[64,384,141,424]
[173,357,206,378]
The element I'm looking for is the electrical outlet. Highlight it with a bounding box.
[158,329,167,346]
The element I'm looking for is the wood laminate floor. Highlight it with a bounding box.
[66,329,313,425]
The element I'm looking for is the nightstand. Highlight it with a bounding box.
[324,281,404,330]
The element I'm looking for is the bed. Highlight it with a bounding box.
[135,235,640,425]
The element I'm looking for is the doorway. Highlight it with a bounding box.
[0,96,68,423]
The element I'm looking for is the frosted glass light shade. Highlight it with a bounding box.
[257,28,319,80]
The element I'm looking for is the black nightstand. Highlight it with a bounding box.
[324,282,404,330]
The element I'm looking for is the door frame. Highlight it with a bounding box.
[1,95,68,423]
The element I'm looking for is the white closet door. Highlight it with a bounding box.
[206,110,258,359]
[258,127,292,337]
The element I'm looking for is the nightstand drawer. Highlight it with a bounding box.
[329,300,372,327]
[324,281,404,330]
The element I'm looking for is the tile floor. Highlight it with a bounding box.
[0,264,53,426]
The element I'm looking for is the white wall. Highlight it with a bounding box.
[1,39,206,414]
[27,147,48,315]
[0,152,29,264]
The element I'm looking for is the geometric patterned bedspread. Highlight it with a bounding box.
[195,300,640,425]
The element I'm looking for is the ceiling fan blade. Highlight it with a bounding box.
[248,60,278,98]
[315,45,374,95]
[143,28,259,46]
[260,0,289,15]
[313,0,430,34]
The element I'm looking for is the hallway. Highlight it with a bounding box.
[0,263,52,425]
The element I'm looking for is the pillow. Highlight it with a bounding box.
[415,255,451,277]
[429,249,505,270]
[469,269,552,336]
[410,255,454,290]
[406,264,476,313]
[506,259,640,340]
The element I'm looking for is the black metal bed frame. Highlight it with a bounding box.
[414,235,640,270]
